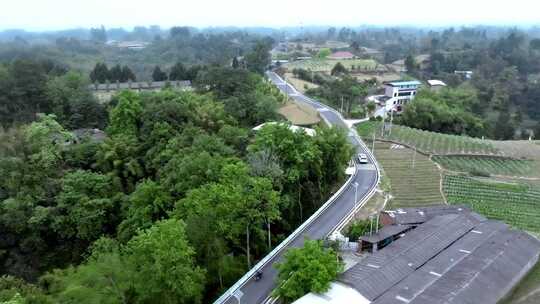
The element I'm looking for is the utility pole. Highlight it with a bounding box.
[375,213,380,233]
[369,215,374,236]
[389,108,394,136]
[353,182,359,208]
[340,96,344,114]
[372,132,376,154]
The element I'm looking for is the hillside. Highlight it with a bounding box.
[357,122,540,304]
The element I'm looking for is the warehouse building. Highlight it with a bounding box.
[294,206,540,304]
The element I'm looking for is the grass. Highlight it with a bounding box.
[443,175,540,234]
[284,58,379,73]
[372,142,444,209]
[433,155,539,178]
[284,73,319,93]
[277,100,320,126]
[357,121,500,156]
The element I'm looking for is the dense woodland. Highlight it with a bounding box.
[0,47,353,302]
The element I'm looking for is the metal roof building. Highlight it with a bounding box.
[380,205,473,226]
[337,212,540,304]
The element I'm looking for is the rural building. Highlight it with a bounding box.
[89,80,191,102]
[427,79,446,91]
[252,122,316,136]
[454,70,473,79]
[372,80,421,114]
[358,224,414,253]
[328,51,355,60]
[294,206,540,304]
[380,205,470,226]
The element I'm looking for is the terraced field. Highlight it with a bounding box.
[357,121,500,155]
[444,175,540,234]
[433,155,538,178]
[373,142,444,209]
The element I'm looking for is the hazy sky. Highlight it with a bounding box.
[1,0,539,31]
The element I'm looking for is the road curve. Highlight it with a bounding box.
[214,72,380,304]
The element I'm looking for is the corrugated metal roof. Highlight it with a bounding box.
[360,225,413,243]
[383,205,474,225]
[341,210,540,304]
[372,220,509,304]
[340,213,483,300]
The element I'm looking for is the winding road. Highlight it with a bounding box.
[214,71,380,304]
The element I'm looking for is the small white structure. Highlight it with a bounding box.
[427,79,447,91]
[454,70,473,79]
[293,282,371,304]
[252,122,316,137]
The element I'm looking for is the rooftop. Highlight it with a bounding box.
[385,80,422,87]
[359,224,413,243]
[427,79,447,86]
[339,212,540,303]
[328,51,355,59]
[382,205,474,225]
[89,80,191,91]
[252,122,316,136]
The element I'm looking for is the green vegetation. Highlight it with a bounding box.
[358,121,500,155]
[444,175,540,234]
[0,60,107,129]
[306,75,369,118]
[398,87,485,137]
[0,65,354,303]
[273,239,343,303]
[434,155,538,177]
[345,219,382,241]
[372,142,444,209]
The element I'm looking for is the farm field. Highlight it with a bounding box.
[443,175,540,234]
[357,121,501,155]
[372,142,444,209]
[277,100,320,126]
[284,58,379,73]
[283,73,319,93]
[433,155,539,178]
[491,140,540,160]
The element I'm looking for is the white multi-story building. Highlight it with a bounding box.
[370,80,421,116]
[383,80,421,111]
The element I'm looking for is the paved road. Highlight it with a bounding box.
[216,72,379,304]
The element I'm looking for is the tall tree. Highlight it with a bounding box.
[152,66,168,82]
[124,219,205,304]
[273,239,343,303]
[109,64,123,82]
[169,62,187,80]
[120,66,136,82]
[245,41,271,74]
[89,63,109,84]
[232,56,240,69]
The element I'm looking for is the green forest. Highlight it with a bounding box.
[0,54,353,303]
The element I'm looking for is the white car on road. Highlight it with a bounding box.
[357,153,368,164]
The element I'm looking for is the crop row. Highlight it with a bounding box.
[443,175,540,233]
[358,122,501,156]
